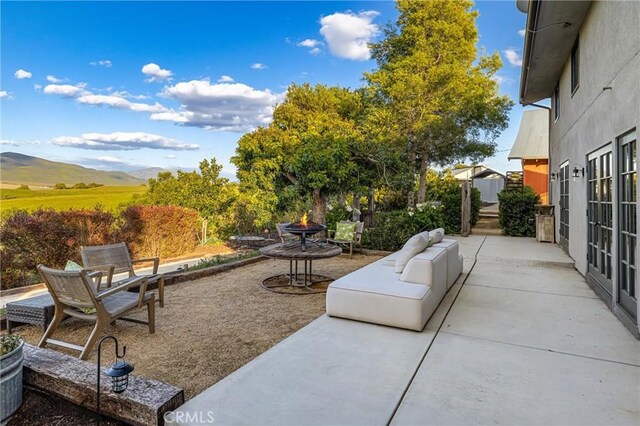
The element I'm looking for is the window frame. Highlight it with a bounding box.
[571,37,580,95]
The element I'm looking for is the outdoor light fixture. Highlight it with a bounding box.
[572,165,585,181]
[96,335,134,425]
[550,172,557,181]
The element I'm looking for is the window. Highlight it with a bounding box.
[554,84,560,121]
[571,38,580,93]
[559,161,570,250]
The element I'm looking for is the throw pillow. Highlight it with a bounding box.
[64,260,83,271]
[395,233,430,273]
[335,222,356,241]
[428,228,445,245]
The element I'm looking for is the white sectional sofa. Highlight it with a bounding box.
[326,229,463,331]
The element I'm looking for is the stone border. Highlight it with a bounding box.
[23,344,184,426]
[163,255,268,286]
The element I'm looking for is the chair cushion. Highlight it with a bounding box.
[395,233,430,273]
[335,222,356,241]
[64,260,83,271]
[102,292,152,316]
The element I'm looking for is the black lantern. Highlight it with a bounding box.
[572,165,584,181]
[550,172,557,181]
[97,336,134,424]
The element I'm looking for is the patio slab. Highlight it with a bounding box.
[392,332,640,426]
[476,236,573,267]
[168,315,437,425]
[442,284,640,365]
[465,261,598,298]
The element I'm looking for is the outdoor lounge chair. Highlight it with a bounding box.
[276,222,297,244]
[81,242,165,307]
[327,221,364,258]
[37,264,155,360]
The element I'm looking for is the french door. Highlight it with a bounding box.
[559,161,570,251]
[617,130,637,318]
[587,145,614,295]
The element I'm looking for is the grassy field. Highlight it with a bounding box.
[0,185,147,217]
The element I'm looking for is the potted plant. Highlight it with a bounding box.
[1,334,24,423]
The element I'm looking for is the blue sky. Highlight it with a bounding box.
[1,1,534,178]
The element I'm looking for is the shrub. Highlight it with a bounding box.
[17,185,30,190]
[53,183,67,190]
[439,183,481,234]
[497,186,540,237]
[119,205,200,259]
[0,209,118,290]
[87,183,104,188]
[325,203,351,231]
[362,206,445,251]
[0,335,23,356]
[72,183,88,189]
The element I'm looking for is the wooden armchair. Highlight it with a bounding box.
[37,265,155,361]
[327,221,364,258]
[276,222,297,244]
[81,242,165,307]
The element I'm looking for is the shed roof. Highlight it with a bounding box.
[508,109,549,160]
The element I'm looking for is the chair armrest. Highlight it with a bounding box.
[132,257,160,274]
[85,264,116,288]
[87,271,104,290]
[96,276,147,300]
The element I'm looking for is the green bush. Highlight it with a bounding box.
[17,185,30,190]
[53,183,67,190]
[497,186,540,236]
[325,203,351,231]
[72,183,88,189]
[439,183,481,234]
[362,206,445,251]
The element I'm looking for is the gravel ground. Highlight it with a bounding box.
[16,253,380,399]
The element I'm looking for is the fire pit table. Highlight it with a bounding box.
[259,242,342,294]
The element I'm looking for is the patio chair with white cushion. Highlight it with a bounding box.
[37,264,155,360]
[81,242,165,307]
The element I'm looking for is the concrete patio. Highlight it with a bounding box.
[169,235,640,425]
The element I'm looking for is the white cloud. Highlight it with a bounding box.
[0,90,10,99]
[503,48,523,66]
[518,29,526,37]
[34,84,43,91]
[218,75,235,83]
[250,63,267,70]
[0,139,19,146]
[153,79,281,132]
[298,39,321,48]
[319,11,379,61]
[43,84,89,97]
[90,60,112,68]
[51,132,199,151]
[309,47,322,55]
[77,94,166,113]
[164,154,177,159]
[46,75,64,83]
[14,69,32,79]
[141,63,173,82]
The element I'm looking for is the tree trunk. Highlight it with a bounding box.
[417,156,429,204]
[407,142,417,208]
[368,186,375,226]
[461,181,471,237]
[312,189,327,236]
[352,194,361,222]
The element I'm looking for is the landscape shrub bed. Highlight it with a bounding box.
[497,186,540,237]
[437,182,482,234]
[0,205,200,290]
[362,205,445,251]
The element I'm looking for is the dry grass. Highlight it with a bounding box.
[16,253,380,399]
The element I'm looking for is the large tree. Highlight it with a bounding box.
[233,83,364,226]
[365,0,513,206]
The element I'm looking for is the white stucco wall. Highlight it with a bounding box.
[548,0,640,328]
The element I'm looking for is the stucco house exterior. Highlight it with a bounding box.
[519,0,639,336]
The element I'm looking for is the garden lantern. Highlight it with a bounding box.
[96,335,134,425]
[572,165,584,181]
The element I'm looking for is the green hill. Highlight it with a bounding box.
[1,152,144,186]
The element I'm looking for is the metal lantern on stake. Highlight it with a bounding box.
[96,335,134,425]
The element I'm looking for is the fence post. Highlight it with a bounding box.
[461,181,471,237]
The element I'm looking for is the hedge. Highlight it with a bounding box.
[362,206,445,251]
[439,184,482,234]
[497,186,541,237]
[0,205,200,290]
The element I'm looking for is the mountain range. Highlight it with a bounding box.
[1,152,151,186]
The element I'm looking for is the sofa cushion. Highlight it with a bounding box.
[395,233,430,273]
[335,221,356,241]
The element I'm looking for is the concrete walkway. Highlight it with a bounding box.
[169,236,640,425]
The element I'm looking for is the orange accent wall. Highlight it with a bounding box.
[522,159,548,204]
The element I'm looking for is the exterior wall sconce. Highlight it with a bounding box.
[97,335,134,425]
[572,165,585,181]
[550,172,557,181]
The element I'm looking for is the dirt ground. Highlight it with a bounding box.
[16,253,381,399]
